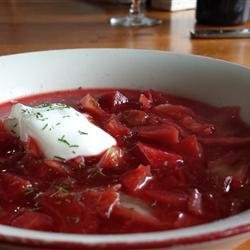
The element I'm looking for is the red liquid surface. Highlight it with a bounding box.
[0,88,250,234]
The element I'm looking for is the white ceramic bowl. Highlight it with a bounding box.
[0,49,249,250]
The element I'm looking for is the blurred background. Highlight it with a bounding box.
[0,0,250,66]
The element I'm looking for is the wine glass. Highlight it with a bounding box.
[110,0,162,27]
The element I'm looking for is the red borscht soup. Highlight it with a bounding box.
[0,88,249,234]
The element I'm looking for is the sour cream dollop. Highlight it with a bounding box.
[5,103,116,160]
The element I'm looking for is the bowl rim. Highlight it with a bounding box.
[0,48,250,249]
[1,47,250,71]
[0,216,249,249]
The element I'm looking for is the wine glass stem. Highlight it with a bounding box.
[129,0,142,16]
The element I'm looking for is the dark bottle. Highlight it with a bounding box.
[196,0,250,26]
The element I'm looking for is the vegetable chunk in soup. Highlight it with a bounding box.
[0,88,249,234]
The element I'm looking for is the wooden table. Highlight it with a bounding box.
[0,1,250,249]
[1,0,250,67]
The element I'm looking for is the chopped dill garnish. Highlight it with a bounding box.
[13,123,18,128]
[36,117,48,121]
[37,103,71,112]
[39,103,70,108]
[56,103,71,109]
[49,126,55,131]
[50,183,70,197]
[151,201,157,208]
[37,103,52,108]
[88,168,106,179]
[58,135,71,146]
[78,130,88,135]
[33,192,43,200]
[21,108,49,121]
[97,169,106,177]
[55,184,69,193]
[31,205,41,212]
[24,186,35,195]
[54,156,66,161]
[67,216,80,224]
[42,123,48,130]
[35,112,43,118]
[56,122,61,126]
[62,115,70,118]
[78,157,85,168]
[58,135,79,148]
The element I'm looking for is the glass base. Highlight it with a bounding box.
[110,14,162,27]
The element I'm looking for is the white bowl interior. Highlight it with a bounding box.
[0,49,249,247]
[0,49,250,122]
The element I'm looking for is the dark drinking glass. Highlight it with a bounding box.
[196,0,250,26]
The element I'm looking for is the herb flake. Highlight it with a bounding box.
[78,130,88,135]
[54,156,66,161]
[24,186,34,195]
[42,123,48,130]
[58,135,71,146]
[58,135,79,149]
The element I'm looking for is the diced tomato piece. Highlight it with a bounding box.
[79,94,108,118]
[148,89,166,105]
[122,109,148,127]
[223,193,249,216]
[201,193,220,220]
[38,191,99,233]
[231,166,249,190]
[0,120,11,138]
[0,121,21,157]
[98,91,129,111]
[0,204,20,225]
[208,152,239,166]
[178,135,203,159]
[145,189,188,209]
[44,159,70,176]
[22,157,68,181]
[83,186,120,218]
[173,211,205,228]
[212,106,240,127]
[138,124,179,145]
[188,189,203,216]
[101,190,120,218]
[68,156,85,169]
[25,137,43,158]
[0,120,5,129]
[220,107,240,119]
[162,119,189,137]
[139,94,152,110]
[11,211,54,231]
[208,153,249,191]
[180,116,215,136]
[153,104,195,120]
[113,193,161,229]
[0,173,32,201]
[97,146,124,169]
[104,115,132,140]
[121,164,152,193]
[136,142,183,169]
[140,112,161,126]
[0,181,5,202]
